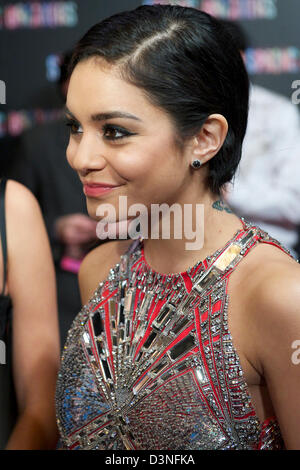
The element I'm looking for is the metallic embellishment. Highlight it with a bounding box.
[55,218,289,450]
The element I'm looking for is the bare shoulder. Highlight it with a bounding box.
[239,241,300,357]
[5,179,42,226]
[228,241,300,380]
[238,241,300,310]
[5,178,38,206]
[78,238,134,306]
[3,180,56,307]
[5,179,47,251]
[253,248,300,320]
[241,241,300,296]
[239,243,300,448]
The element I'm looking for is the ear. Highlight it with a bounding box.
[192,114,228,164]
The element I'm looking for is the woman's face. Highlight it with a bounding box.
[65,57,194,226]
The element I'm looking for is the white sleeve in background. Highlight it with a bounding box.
[226,84,300,229]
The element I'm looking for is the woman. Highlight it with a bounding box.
[0,177,60,449]
[55,5,300,450]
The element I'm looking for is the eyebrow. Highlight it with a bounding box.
[64,106,142,122]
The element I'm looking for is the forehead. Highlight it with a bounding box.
[67,57,159,121]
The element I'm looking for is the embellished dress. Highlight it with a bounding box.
[55,217,297,450]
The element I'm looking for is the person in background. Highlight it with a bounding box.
[221,20,300,260]
[10,52,98,346]
[0,177,60,449]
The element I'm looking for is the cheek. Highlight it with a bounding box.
[66,140,76,169]
[112,142,184,208]
[113,138,180,182]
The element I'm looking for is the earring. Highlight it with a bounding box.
[191,159,202,169]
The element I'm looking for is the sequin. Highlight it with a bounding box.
[55,217,294,450]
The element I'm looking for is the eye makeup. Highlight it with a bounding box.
[64,116,137,141]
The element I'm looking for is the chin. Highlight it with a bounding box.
[85,202,100,221]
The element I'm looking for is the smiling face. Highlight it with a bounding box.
[65,57,204,225]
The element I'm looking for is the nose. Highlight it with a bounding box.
[67,131,107,176]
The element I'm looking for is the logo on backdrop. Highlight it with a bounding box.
[0,108,63,138]
[200,0,278,19]
[142,0,278,20]
[0,1,78,29]
[245,47,300,74]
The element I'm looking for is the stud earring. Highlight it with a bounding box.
[191,159,202,169]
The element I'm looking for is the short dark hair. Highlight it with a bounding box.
[58,50,73,87]
[219,20,250,52]
[57,50,73,102]
[68,5,249,196]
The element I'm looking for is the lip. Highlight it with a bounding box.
[83,183,121,197]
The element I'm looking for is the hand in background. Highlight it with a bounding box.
[54,214,98,245]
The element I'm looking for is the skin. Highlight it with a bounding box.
[66,57,300,449]
[55,76,98,257]
[0,180,60,449]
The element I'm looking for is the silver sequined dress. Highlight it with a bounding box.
[55,217,296,450]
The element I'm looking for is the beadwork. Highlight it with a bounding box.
[55,217,295,450]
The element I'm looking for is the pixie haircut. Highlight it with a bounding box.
[68,5,249,196]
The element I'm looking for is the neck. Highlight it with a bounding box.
[142,191,243,275]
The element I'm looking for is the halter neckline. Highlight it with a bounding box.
[139,217,248,277]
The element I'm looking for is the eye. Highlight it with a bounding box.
[102,124,136,141]
[64,118,136,141]
[65,118,83,135]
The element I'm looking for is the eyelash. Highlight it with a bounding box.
[64,118,135,141]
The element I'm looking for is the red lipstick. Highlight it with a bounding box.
[83,183,120,197]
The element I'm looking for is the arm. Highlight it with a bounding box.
[251,261,300,449]
[4,180,60,450]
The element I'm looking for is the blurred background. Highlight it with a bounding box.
[1,0,300,345]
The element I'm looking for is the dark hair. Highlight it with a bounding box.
[68,5,249,196]
[219,20,250,52]
[57,50,73,102]
[58,50,73,87]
